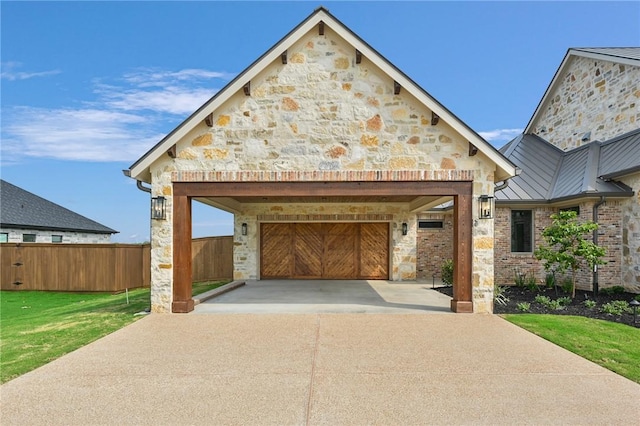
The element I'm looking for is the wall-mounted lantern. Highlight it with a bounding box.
[241,223,248,236]
[478,195,494,219]
[401,222,408,236]
[151,196,166,220]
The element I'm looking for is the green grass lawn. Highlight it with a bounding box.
[502,314,640,383]
[0,280,228,384]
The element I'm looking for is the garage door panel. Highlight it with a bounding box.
[261,222,389,280]
[294,223,323,278]
[360,223,389,279]
[261,223,293,278]
[323,223,356,278]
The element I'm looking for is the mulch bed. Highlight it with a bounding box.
[434,286,640,328]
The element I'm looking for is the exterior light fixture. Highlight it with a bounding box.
[241,223,248,236]
[478,195,494,219]
[630,299,640,324]
[151,196,166,220]
[402,222,408,236]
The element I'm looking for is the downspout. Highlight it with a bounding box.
[592,196,606,296]
[136,180,152,193]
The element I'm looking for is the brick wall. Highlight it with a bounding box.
[416,213,453,280]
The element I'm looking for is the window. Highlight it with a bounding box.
[52,235,63,243]
[511,210,532,252]
[23,234,36,243]
[560,206,580,215]
[418,220,444,229]
[0,233,8,243]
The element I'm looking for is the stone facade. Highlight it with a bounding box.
[530,55,640,150]
[146,26,499,313]
[0,228,111,244]
[621,173,640,292]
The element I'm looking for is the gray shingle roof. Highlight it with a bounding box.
[496,130,637,203]
[0,180,117,234]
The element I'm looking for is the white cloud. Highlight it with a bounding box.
[2,67,232,163]
[479,128,523,143]
[3,107,165,162]
[1,61,61,81]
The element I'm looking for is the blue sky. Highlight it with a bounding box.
[2,1,639,242]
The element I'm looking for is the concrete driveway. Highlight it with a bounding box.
[195,280,453,314]
[2,312,639,425]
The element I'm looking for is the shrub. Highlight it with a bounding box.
[600,300,632,316]
[535,295,551,305]
[441,260,453,287]
[544,272,556,289]
[600,286,625,296]
[516,302,531,312]
[526,274,538,291]
[583,299,596,309]
[514,271,527,288]
[557,296,572,307]
[561,278,573,294]
[494,285,510,306]
[547,299,565,310]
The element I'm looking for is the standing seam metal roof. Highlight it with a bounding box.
[496,130,638,202]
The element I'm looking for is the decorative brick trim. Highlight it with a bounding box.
[258,214,393,222]
[172,170,474,183]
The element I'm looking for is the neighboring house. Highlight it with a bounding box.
[0,179,117,243]
[418,48,640,294]
[126,7,517,313]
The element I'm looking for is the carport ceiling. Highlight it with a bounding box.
[195,194,447,213]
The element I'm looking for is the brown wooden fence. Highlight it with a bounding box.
[1,236,233,292]
[192,236,233,282]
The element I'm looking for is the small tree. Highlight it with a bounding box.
[534,210,606,298]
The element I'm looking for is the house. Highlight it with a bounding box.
[0,179,117,243]
[418,48,640,294]
[126,7,517,313]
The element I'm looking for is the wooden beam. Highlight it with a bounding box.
[469,143,478,156]
[431,111,439,125]
[174,181,473,198]
[451,193,473,313]
[281,50,287,64]
[204,113,213,127]
[355,49,362,64]
[243,81,250,96]
[394,81,401,95]
[319,21,325,35]
[172,194,194,313]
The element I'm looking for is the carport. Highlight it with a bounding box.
[172,180,473,314]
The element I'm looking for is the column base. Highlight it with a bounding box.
[172,299,194,313]
[450,300,473,313]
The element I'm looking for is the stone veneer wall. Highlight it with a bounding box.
[0,228,111,244]
[416,213,453,280]
[530,55,639,150]
[147,27,498,313]
[621,173,640,292]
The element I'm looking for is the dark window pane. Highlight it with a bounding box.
[511,210,532,252]
[418,220,444,229]
[23,234,36,243]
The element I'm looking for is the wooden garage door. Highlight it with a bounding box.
[260,223,388,279]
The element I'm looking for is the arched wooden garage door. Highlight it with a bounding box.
[260,222,389,279]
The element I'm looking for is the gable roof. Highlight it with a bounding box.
[127,7,517,183]
[0,180,117,234]
[496,130,638,203]
[524,47,640,134]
